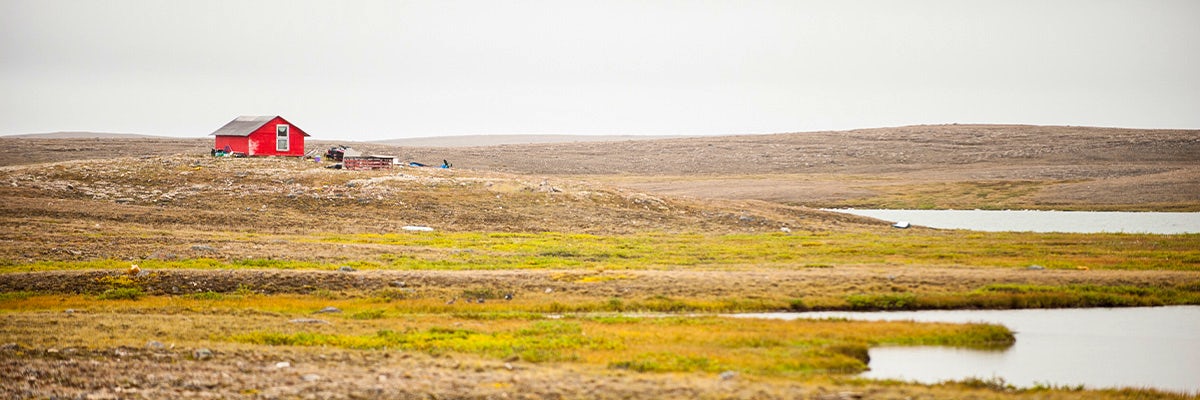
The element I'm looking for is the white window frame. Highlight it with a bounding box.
[276,124,290,152]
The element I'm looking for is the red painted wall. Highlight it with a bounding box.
[214,135,248,154]
[213,116,308,157]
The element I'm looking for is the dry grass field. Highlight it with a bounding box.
[2,125,1198,399]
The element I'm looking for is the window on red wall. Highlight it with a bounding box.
[276,125,289,152]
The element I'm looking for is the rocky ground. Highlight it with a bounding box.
[2,267,1193,303]
[1,341,928,400]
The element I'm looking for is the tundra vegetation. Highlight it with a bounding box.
[2,129,1199,399]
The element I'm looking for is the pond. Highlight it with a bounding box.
[735,306,1200,394]
[825,209,1200,234]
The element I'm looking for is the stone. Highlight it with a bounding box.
[1027,264,1045,270]
[191,245,216,252]
[146,341,166,350]
[274,361,291,369]
[301,374,321,382]
[719,371,737,381]
[338,266,356,272]
[193,348,213,360]
[313,306,342,314]
[289,318,330,325]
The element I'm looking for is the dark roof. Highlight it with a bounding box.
[210,116,282,137]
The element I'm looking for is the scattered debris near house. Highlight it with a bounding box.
[324,145,349,161]
[407,159,452,169]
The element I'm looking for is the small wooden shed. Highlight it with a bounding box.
[341,148,395,170]
[210,116,309,157]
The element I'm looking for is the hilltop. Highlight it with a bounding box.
[0,155,880,264]
[1,131,167,139]
[373,134,685,147]
[2,124,1197,210]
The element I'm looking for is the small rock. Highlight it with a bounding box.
[1,343,20,351]
[301,374,321,382]
[719,371,737,381]
[64,309,75,315]
[191,245,216,252]
[289,318,329,324]
[1027,264,1045,270]
[337,266,356,272]
[274,361,291,369]
[193,348,213,360]
[544,288,553,294]
[504,363,514,371]
[313,306,341,314]
[146,341,166,350]
[837,391,863,400]
[391,281,406,288]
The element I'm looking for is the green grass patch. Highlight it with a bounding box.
[232,320,620,362]
[98,287,144,300]
[6,231,1199,273]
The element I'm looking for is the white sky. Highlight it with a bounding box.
[2,0,1198,140]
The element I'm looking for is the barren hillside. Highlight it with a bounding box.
[2,124,1197,210]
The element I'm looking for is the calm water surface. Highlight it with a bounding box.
[826,209,1200,234]
[737,306,1200,394]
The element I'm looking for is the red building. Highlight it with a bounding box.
[210,116,309,157]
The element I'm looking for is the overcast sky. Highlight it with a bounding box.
[2,0,1198,140]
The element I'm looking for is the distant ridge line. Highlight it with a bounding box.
[2,131,171,139]
[373,134,689,147]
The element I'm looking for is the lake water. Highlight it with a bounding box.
[825,209,1200,234]
[736,306,1200,394]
